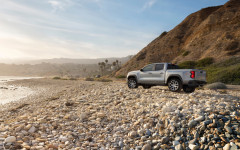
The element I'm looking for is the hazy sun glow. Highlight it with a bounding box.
[0,0,228,61]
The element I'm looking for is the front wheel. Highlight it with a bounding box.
[183,85,195,93]
[128,78,138,89]
[168,78,182,92]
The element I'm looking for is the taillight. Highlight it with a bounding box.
[190,71,195,79]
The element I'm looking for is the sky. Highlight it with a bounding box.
[0,0,229,60]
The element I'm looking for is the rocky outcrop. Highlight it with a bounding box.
[116,0,240,76]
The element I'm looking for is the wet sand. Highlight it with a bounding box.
[0,77,42,105]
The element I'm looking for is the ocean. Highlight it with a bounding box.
[0,76,39,105]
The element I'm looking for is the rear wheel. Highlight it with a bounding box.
[183,85,195,93]
[168,78,182,92]
[143,85,151,89]
[128,78,138,89]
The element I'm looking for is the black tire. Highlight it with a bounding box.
[128,78,138,89]
[183,85,195,93]
[143,85,151,89]
[168,78,182,92]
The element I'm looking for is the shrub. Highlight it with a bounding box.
[226,41,239,51]
[196,57,214,67]
[159,31,168,38]
[69,77,77,80]
[53,76,61,79]
[205,63,240,84]
[205,82,227,90]
[116,75,126,78]
[85,77,94,81]
[182,51,190,56]
[178,61,196,69]
[95,78,113,82]
[137,52,146,61]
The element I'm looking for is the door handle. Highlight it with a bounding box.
[148,73,152,74]
[160,73,164,74]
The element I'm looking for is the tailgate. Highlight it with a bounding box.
[195,70,206,81]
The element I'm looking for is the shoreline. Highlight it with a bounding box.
[0,76,43,106]
[0,78,240,149]
[0,84,34,105]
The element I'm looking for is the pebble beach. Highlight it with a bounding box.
[0,78,240,150]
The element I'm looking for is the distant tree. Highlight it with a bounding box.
[116,60,119,69]
[100,65,104,75]
[98,62,102,72]
[105,59,108,64]
[101,62,106,69]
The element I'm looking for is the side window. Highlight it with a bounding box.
[142,64,154,71]
[155,64,164,71]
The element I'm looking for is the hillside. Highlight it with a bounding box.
[116,0,240,76]
[0,56,132,65]
[0,63,98,77]
[25,56,132,65]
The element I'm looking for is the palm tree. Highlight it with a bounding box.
[116,60,119,68]
[100,65,103,75]
[101,62,106,70]
[98,62,101,72]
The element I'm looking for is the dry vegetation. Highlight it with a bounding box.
[116,0,240,80]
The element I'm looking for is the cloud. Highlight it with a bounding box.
[48,0,73,11]
[143,0,157,10]
[0,0,157,60]
[0,34,100,59]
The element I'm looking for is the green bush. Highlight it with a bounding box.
[53,76,61,79]
[205,82,227,90]
[159,31,168,38]
[196,57,214,67]
[178,61,196,69]
[211,57,240,67]
[95,78,113,82]
[69,77,77,80]
[116,75,126,78]
[205,63,240,84]
[178,57,214,69]
[178,57,240,85]
[85,77,94,81]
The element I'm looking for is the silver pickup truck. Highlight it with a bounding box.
[127,63,207,93]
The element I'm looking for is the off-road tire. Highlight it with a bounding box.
[128,78,138,89]
[168,78,182,92]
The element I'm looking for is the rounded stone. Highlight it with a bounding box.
[5,136,16,143]
[142,144,151,150]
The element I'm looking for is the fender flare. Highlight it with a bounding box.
[127,75,138,80]
[166,75,183,84]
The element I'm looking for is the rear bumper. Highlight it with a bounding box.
[187,80,207,87]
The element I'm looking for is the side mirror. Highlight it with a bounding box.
[140,69,143,72]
